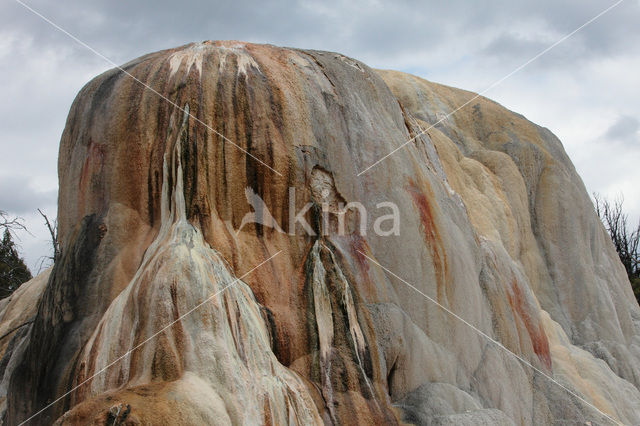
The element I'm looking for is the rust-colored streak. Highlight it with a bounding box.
[508,278,552,370]
[79,140,104,189]
[406,179,448,302]
[73,322,104,405]
[263,397,273,426]
[350,233,371,275]
[78,139,105,214]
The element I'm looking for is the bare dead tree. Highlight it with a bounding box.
[0,210,27,236]
[594,194,640,300]
[38,208,59,262]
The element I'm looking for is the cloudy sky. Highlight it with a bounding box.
[1,0,639,271]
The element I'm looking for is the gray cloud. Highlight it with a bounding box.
[3,0,639,70]
[482,33,552,61]
[0,175,56,215]
[605,115,640,143]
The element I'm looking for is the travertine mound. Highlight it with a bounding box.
[1,41,639,425]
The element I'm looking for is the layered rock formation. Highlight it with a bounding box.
[1,41,639,425]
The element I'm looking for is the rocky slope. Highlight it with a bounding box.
[1,41,639,425]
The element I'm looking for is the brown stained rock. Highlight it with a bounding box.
[0,42,638,425]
